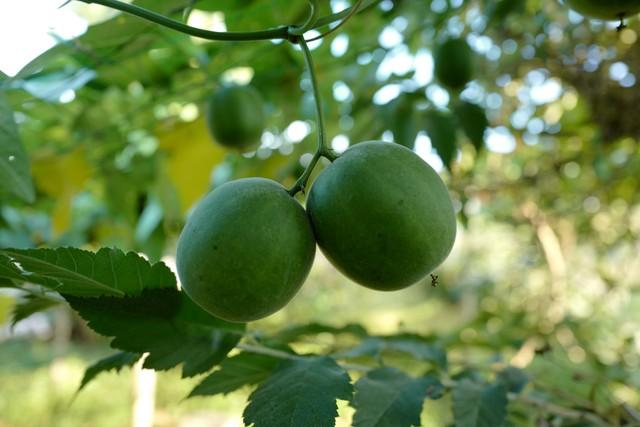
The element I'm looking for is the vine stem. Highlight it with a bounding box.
[288,0,319,37]
[306,0,364,42]
[74,0,372,42]
[76,0,292,41]
[288,37,337,197]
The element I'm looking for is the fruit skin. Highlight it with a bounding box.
[176,178,316,322]
[434,38,474,90]
[307,141,457,291]
[563,0,640,20]
[205,84,265,150]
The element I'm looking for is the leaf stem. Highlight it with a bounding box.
[288,38,336,196]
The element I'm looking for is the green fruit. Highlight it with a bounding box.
[206,84,265,150]
[434,38,474,90]
[176,178,316,322]
[307,141,457,291]
[563,0,640,19]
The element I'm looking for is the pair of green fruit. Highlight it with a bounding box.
[563,0,640,20]
[176,142,457,322]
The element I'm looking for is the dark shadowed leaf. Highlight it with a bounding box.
[335,336,447,370]
[11,294,60,326]
[453,101,488,151]
[496,366,529,394]
[78,352,141,392]
[385,96,419,149]
[424,109,457,170]
[452,380,508,427]
[189,351,281,397]
[274,322,368,343]
[66,288,244,377]
[243,356,353,427]
[352,367,443,427]
[0,89,34,202]
[0,247,175,297]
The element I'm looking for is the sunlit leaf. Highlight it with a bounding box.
[157,118,226,212]
[0,247,174,297]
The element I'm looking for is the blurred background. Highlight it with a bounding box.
[1,0,639,426]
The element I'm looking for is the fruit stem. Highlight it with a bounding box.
[288,37,336,197]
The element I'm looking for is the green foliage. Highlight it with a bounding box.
[452,380,508,427]
[424,109,459,169]
[336,335,447,370]
[78,352,141,392]
[242,356,353,427]
[11,294,60,326]
[0,247,174,297]
[452,101,488,152]
[0,89,34,203]
[496,366,529,394]
[189,352,281,398]
[352,368,443,427]
[66,288,244,377]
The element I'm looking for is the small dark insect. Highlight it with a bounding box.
[430,274,439,287]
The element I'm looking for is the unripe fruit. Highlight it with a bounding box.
[205,84,265,150]
[434,38,474,90]
[562,0,640,20]
[176,178,316,322]
[307,141,457,291]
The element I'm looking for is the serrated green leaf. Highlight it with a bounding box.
[66,288,244,377]
[11,294,60,326]
[78,352,141,392]
[0,277,16,288]
[0,247,175,297]
[452,380,508,427]
[189,351,281,398]
[335,336,447,370]
[424,109,458,170]
[0,253,24,282]
[353,368,443,427]
[453,101,488,151]
[243,356,353,427]
[274,322,368,343]
[496,366,529,394]
[0,89,34,202]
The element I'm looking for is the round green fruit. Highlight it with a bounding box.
[205,84,265,150]
[562,0,640,19]
[176,178,316,322]
[434,38,474,90]
[307,141,457,291]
